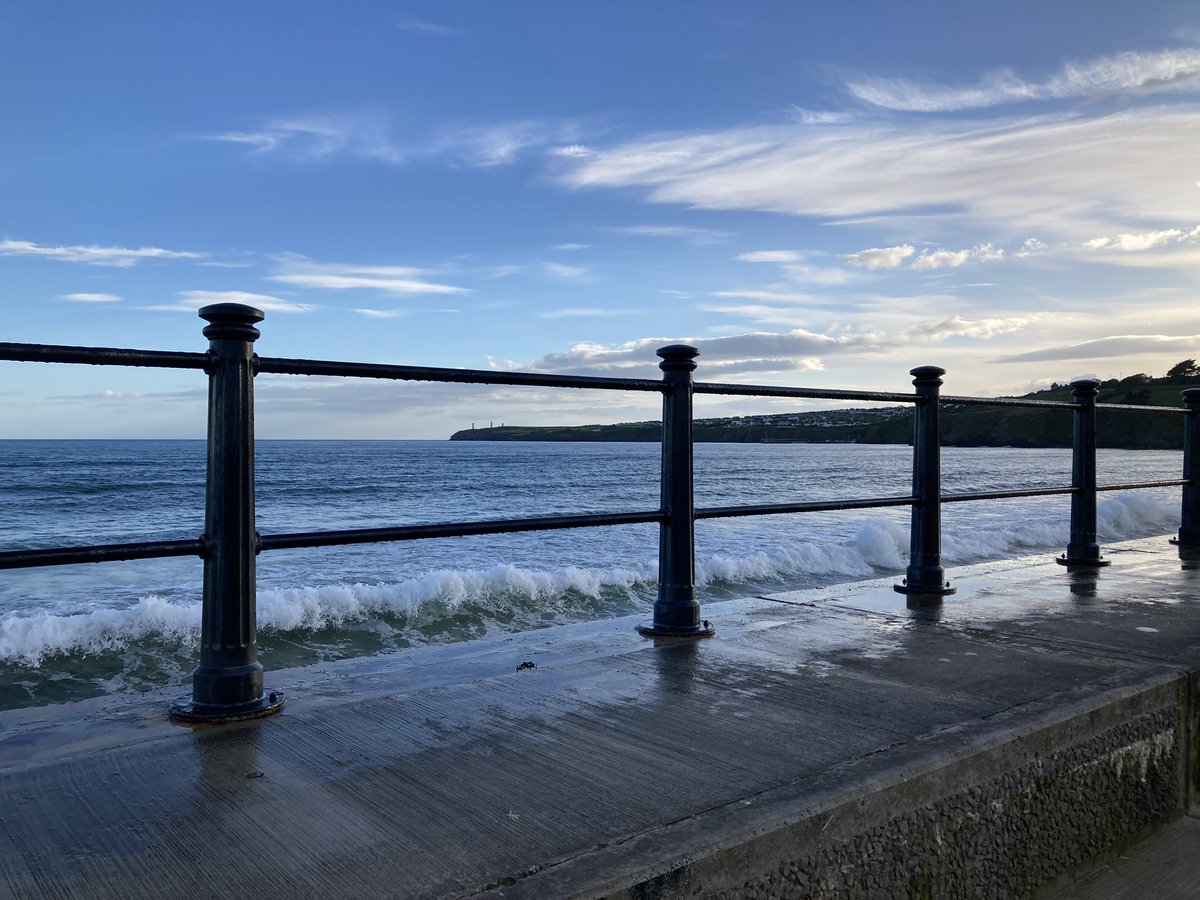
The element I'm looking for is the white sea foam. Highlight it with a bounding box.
[0,595,200,666]
[0,563,653,665]
[0,492,1180,667]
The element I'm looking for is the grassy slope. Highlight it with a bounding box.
[449,375,1200,449]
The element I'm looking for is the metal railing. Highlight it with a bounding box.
[1,303,1197,723]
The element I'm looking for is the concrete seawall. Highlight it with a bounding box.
[3,536,1199,898]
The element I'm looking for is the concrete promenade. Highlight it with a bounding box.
[2,535,1199,898]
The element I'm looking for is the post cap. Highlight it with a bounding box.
[909,365,945,386]
[1068,378,1101,396]
[1181,387,1200,403]
[199,303,264,342]
[657,344,699,373]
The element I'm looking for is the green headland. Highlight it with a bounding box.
[450,361,1200,450]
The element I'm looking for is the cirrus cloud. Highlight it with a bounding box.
[1,239,202,267]
[847,48,1200,113]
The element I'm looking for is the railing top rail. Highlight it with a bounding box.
[941,395,1079,410]
[0,342,209,370]
[3,340,1192,413]
[256,355,666,392]
[693,381,918,403]
[943,395,1188,413]
[1094,402,1189,414]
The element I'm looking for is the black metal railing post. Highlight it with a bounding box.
[1173,388,1200,548]
[638,345,714,638]
[170,303,285,723]
[1057,378,1110,567]
[895,366,955,598]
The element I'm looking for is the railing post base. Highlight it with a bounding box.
[169,690,286,725]
[893,581,956,597]
[1055,553,1110,568]
[636,618,716,639]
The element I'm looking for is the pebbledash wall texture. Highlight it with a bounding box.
[610,681,1189,900]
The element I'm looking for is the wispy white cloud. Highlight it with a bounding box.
[551,144,592,158]
[844,244,915,270]
[847,48,1200,112]
[144,290,316,313]
[483,264,525,279]
[711,289,824,304]
[269,260,469,295]
[1,239,202,267]
[614,224,729,244]
[353,308,407,319]
[432,120,583,167]
[1082,226,1200,252]
[789,107,855,125]
[920,314,1037,341]
[543,262,590,279]
[210,113,582,169]
[736,250,801,263]
[62,292,121,303]
[552,243,589,251]
[557,107,1200,244]
[210,113,407,163]
[998,333,1200,363]
[912,243,1004,270]
[526,330,852,378]
[535,307,637,319]
[395,18,459,37]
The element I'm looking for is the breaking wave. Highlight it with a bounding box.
[1,489,1179,672]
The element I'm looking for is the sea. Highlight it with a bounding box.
[0,440,1185,711]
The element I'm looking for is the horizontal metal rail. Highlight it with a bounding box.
[939,479,1188,505]
[695,495,918,520]
[7,477,1188,570]
[1097,479,1189,491]
[943,394,1186,414]
[1094,403,1190,414]
[941,395,1078,409]
[942,487,1074,503]
[0,538,207,570]
[0,342,209,370]
[257,509,667,552]
[693,381,917,403]
[257,355,665,392]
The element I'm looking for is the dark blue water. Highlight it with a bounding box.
[0,440,1183,708]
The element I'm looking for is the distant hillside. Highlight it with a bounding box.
[449,364,1200,450]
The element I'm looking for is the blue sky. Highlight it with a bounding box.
[3,2,1200,438]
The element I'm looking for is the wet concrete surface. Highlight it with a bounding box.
[1,536,1198,898]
